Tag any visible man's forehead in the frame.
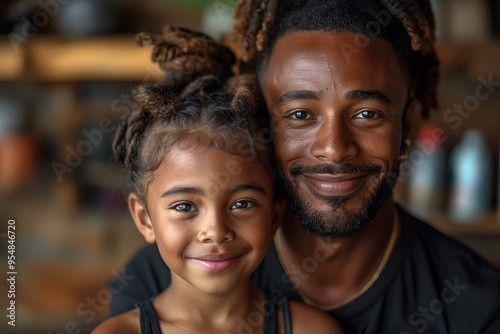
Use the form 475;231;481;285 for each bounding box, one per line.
262;31;408;92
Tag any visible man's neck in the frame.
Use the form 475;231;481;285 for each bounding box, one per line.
276;198;399;309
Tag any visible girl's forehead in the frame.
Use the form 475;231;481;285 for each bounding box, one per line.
162;145;259;174
146;145;274;201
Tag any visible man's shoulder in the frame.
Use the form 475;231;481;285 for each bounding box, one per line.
400;207;499;275
109;244;170;316
120;243;170;284
252;240;287;282
357;207;500;333
397;207;500;324
126;244;165;268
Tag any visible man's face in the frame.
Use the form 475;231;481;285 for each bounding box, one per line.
261;31;410;237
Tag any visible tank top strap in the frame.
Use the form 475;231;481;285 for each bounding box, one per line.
280;295;292;334
262;292;292;334
136;299;162;334
263;291;277;333
135;294;291;334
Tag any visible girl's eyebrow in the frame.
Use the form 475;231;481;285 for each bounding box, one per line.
160;186;202;198
160;184;267;199
229;184;267;195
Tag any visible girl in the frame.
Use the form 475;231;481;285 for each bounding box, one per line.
92;26;343;334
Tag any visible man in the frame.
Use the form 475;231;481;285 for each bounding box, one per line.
110;1;500;332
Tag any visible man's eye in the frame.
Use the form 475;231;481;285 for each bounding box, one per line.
173;203;196;212
231;200;255;210
355;109;382;119
289;110;311;120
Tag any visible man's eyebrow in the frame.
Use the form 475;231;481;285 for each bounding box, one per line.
230;184;267;195
278;90;320;104
160;186;202;198
345;89;392;106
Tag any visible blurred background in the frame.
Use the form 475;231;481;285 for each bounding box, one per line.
0;0;499;333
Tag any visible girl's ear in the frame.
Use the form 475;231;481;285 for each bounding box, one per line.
271;197;286;236
128;192;156;244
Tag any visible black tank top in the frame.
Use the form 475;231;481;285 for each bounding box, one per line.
136;292;292;334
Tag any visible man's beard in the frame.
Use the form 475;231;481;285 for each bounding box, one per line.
282;163;398;238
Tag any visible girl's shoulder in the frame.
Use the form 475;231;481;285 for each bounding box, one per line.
288;300;344;334
91;308;141;334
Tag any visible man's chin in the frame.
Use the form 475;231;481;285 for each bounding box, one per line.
285;179;393;238
294;205;372;238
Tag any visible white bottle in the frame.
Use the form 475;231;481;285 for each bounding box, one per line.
407;123;447;220
449;129;492;223
448;0;491;42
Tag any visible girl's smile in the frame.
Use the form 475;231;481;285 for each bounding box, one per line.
188;254;243;272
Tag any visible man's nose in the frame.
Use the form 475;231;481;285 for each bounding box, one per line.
310;114;359;163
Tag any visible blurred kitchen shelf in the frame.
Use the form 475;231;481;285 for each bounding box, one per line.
0;34;163;81
2;35;500;81
0;35;24;80
435;39;500;75
431;212;500;236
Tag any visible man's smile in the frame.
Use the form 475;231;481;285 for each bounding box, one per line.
299;172;370;197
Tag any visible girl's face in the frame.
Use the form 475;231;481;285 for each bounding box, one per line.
130;145;279;295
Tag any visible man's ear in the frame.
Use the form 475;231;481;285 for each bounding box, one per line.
128;192;156;244
271;197;286;236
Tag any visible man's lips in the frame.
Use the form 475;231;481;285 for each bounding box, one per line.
189;254;242;272
299;173;369;197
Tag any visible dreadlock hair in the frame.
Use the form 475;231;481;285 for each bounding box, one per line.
233;0;440;119
113;26;270;199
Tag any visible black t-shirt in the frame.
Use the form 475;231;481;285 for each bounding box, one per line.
109;207;500;333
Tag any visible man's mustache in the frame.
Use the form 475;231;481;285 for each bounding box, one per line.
290;163;382;176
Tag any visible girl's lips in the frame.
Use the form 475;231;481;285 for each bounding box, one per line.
300;173;368;197
189;254;242;272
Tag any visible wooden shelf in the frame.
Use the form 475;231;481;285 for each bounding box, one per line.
0;36;24;80
431;212;500;236
435;39;500;76
0;35;163;81
2;35;500;81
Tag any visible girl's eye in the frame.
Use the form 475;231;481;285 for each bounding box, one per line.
355;109;382;119
289;110;311;120
173;203;196;212
231;200;255;210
